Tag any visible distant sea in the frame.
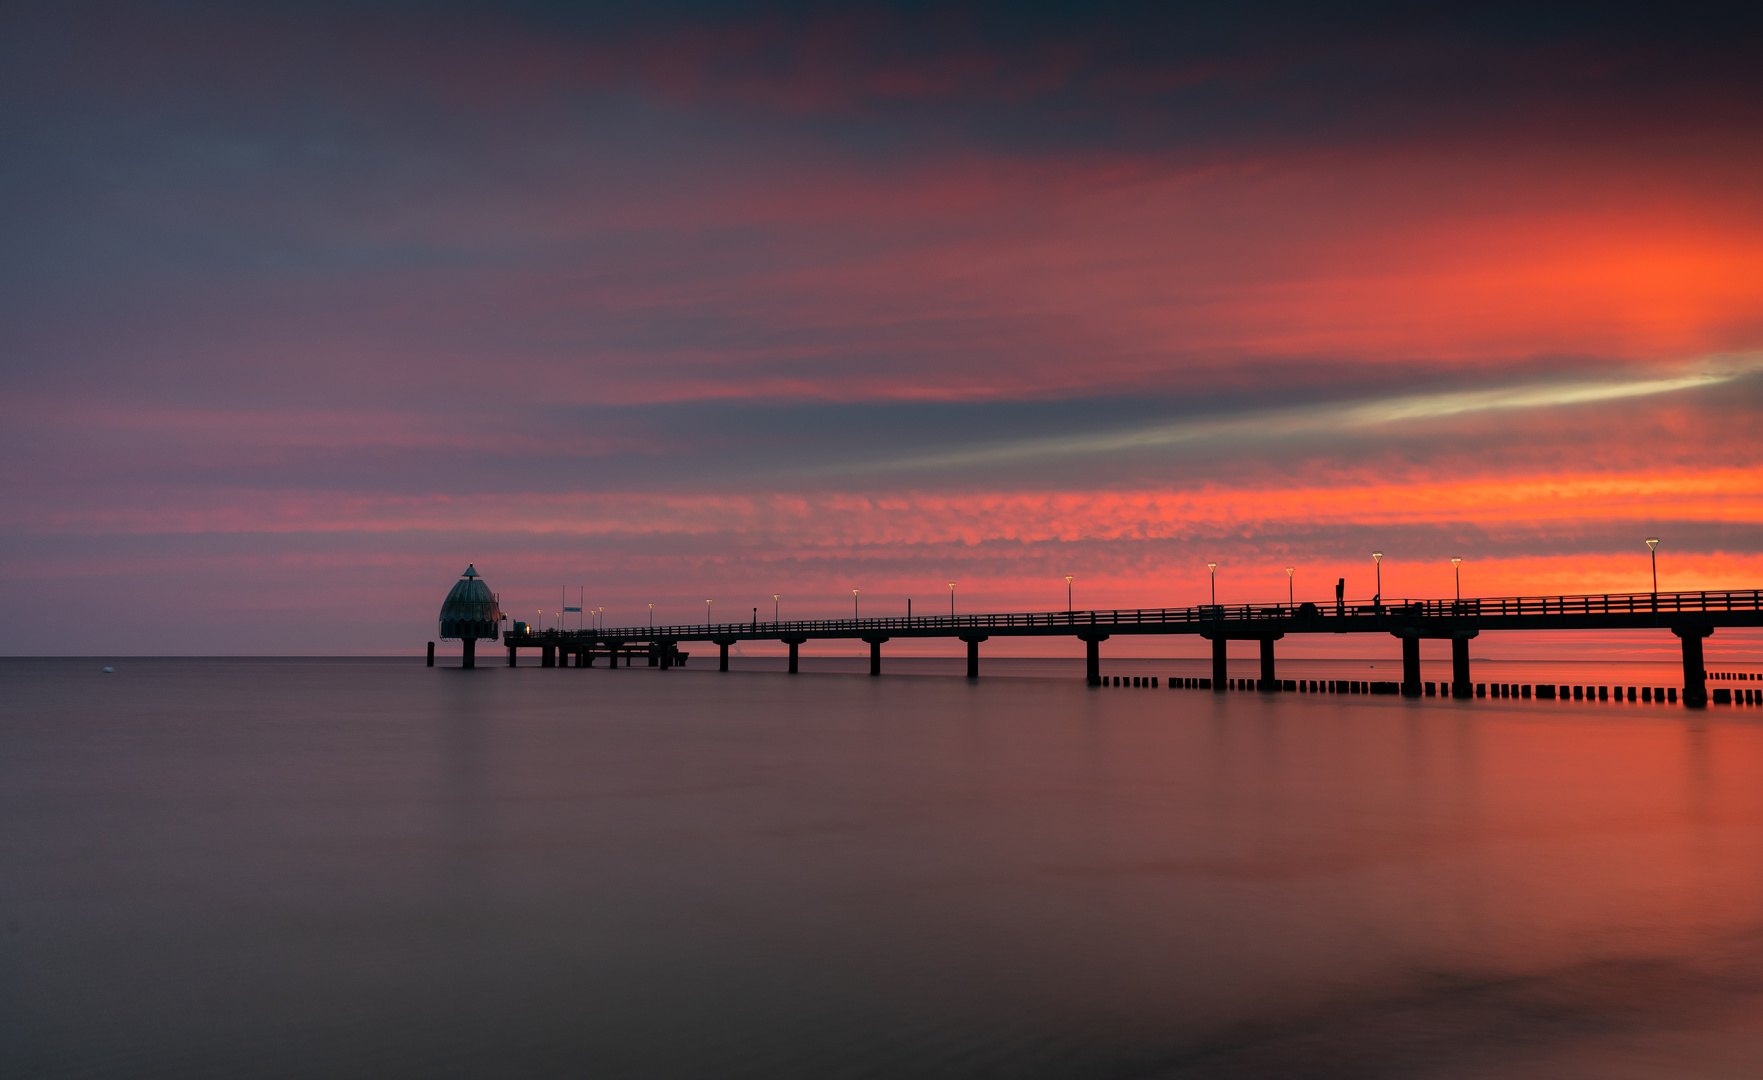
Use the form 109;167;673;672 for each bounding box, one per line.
4;656;1763;1079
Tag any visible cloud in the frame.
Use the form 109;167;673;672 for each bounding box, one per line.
834;354;1763;474
2;3;1761;652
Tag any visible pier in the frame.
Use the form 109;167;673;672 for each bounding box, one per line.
493;587;1763;708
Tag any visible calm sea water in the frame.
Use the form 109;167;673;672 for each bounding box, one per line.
4;656;1763;1079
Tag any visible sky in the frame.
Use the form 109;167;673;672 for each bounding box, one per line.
3;1;1762;659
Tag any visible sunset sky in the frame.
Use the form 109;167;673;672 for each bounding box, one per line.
4;2;1761;658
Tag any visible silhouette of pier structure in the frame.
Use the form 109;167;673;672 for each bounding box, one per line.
489;587;1763;708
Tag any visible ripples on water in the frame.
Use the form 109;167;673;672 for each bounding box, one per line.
3;656;1762;1079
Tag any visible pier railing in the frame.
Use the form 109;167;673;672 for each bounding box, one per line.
517;587;1763;641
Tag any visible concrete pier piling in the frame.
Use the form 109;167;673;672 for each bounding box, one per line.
962;635;986;679
1083;636;1107;686
427;641;434;667
1212;637;1227;691
1259;637;1277;690
1675;626;1711;707
1452;637;1472;698
1401;636;1421;697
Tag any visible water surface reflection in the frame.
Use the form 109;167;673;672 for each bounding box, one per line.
2;658;1761;1078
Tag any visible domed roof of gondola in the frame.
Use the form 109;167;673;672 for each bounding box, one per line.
438;564;501;640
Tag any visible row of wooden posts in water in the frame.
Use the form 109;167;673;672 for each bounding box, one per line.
1122;675;1693;700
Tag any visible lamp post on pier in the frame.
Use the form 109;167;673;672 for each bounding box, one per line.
1207;563;1217;606
648;603;653;628
948;582;955;618
1372;552;1383;604
853;589;859;620
1065;575;1073;613
773;594;779;622
1452;557;1461;600
1646;537;1660;594
1285;567;1295;607
705;599;712;626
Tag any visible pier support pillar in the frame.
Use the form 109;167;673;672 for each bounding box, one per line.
1259;638;1277;690
1675;626;1712;707
541;645;554;668
712;637;738;671
863;636;888;676
463;639;476;669
427;641;435;667
507;646;517;668
1212;637;1227;691
1401;636;1422;697
961;635;987;679
783;637;805;674
1082;636;1107;686
1452;637;1472;698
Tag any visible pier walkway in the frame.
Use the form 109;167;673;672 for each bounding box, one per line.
500;588;1763;707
